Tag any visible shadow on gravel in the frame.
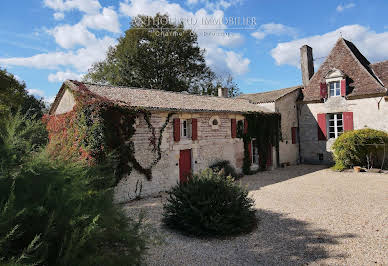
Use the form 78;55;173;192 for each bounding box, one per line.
251;209;357;265
241;164;328;192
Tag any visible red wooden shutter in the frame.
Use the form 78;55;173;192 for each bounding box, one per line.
320;83;327;99
191;118;198;140
231;119;237;138
317;114;327;140
248;141;252;163
343;112;354;131
266;145;272;167
173;118;180;142
291;127;297;144
244;119;248;134
340;79;346;96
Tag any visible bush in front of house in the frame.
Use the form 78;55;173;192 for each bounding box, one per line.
209;160;241;179
0;112;148;265
162;169;257;237
332;128;388;170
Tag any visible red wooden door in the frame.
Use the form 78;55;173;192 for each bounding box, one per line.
179;149;192;183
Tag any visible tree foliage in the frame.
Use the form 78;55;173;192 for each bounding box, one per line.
85;13;240;96
0;68;45;119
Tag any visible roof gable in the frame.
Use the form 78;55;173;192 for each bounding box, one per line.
371;60;388;87
303;38;386;101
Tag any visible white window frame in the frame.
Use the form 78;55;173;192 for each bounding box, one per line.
327;113;343;139
328;81;341;97
181;119;192;139
251;139;259;165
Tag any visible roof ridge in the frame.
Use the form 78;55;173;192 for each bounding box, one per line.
241;85;302;96
70;80;250;102
370;59;388;65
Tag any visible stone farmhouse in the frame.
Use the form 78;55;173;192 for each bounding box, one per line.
242;37;388;164
49;37;388;202
49;81;277;202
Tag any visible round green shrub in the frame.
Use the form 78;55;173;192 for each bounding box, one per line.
332;128;388;170
162;169;257;237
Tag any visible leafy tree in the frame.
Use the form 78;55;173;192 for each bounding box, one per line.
0;68;45;119
85;13;214;92
193;73;241;97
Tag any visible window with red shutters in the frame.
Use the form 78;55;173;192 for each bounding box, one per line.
173;118;180;142
317;114;327;140
320;83;328;99
231;119;237;138
191;118;198;140
291;127;297;144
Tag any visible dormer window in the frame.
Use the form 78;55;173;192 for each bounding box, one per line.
329;81;341;97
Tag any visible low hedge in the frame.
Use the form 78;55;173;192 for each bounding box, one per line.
162;169;257;237
332;128;388;170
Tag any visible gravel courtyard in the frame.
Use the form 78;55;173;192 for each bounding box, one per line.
123;165;388;265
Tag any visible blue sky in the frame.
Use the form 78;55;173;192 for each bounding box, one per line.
1;0;388;103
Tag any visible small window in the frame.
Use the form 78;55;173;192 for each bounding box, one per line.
181;119;192;138
328;113;343;139
329;81;341;97
252;139;259;164
212;119;218;126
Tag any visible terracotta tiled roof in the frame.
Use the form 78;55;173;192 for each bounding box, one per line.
303;38;387;101
371;60;388;87
237;86;302;103
52;80;272;114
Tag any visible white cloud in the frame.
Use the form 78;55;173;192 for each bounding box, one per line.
0;36;116;72
225;51;250;75
43;0;101;14
251;23;298;40
28;89;45;97
81;7;120;33
53;12;65;20
48;71;84;82
185;0;241;10
336;3;355;12
271;25;388;67
49;23;97;49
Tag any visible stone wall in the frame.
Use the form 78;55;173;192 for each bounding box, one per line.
55;89;76;114
114;111;246;203
275;90;300;165
299;96;388;164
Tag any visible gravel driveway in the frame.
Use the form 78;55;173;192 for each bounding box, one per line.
123;165;388;265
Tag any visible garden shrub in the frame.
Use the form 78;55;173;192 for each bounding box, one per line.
209;160;240;179
332;128;388;170
0;113;148;265
162;169;257;237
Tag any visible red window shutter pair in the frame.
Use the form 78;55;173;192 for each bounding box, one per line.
317;112;354;140
173;118;198;142
291;127;297;144
320;83;327;99
340;79;346;96
231;119;237;138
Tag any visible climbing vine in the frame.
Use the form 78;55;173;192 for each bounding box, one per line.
44;83;173;185
242;112;281;174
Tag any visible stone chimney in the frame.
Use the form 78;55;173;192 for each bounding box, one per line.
300;45;314;87
217;87;228;98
